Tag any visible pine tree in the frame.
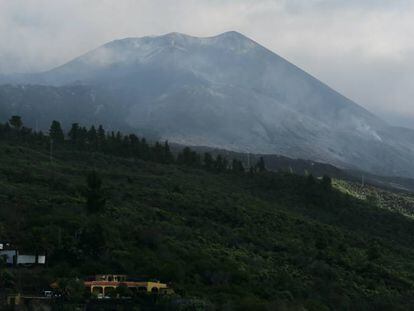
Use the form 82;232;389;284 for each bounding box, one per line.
49;120;64;143
152;142;164;162
321;175;332;190
87;126;98;149
140;138;150;160
68;123;80;144
177;147;200;167
214;155;228;172
97;125;106;148
163;141;174;164
306;174;316;186
115;131;122;142
256;157;266;172
128;134;139;156
203;153;214;170
232;159;245;173
9;115;22;130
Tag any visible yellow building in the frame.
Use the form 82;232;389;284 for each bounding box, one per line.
84;275;172;297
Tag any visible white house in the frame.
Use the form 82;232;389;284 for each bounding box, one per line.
0;242;46;266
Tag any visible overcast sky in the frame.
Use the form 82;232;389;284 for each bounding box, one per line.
0;0;413;128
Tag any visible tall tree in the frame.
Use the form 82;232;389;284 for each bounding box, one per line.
140;138;150;160
115;131;122;143
177;147;201;167
203;153;214;171
68;123;80;144
9;115;22;130
232;159;245;173
87;126;98;149
256;157;266;172
321;175;332;190
215;155;228;172
163;141;174;164
49;120;64;143
97;125;106;148
152;142;164;162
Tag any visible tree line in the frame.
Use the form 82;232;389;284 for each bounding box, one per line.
0;116;266;173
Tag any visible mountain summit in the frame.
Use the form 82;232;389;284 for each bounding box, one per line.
1;31;414;177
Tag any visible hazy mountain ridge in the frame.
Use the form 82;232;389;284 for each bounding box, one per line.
0;31;413;177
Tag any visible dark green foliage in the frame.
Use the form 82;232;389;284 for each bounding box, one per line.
49;120;65;143
177;147;201;167
322;175;332;190
84;171;106;214
335;179;414;216
367;241;382;261
203;153;214;171
1;118;414;309
231;159;245;173
68;123;80;144
214;155;228;172
152;141;174;164
0;259;15;292
88;125;98;149
116;284;133;298
256;156;266;172
97;125;106;148
163;141;174;164
57;278;85;301
9;115;22;130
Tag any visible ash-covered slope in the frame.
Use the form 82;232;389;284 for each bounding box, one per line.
1;31;413;177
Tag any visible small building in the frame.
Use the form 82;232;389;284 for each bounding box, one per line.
84;275;173;297
0;242;46;266
6;294;53;307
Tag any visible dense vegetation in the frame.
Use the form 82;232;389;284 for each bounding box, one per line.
334;180;414;218
1;117;414;310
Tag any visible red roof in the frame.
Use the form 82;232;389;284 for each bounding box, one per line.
84;281;152;287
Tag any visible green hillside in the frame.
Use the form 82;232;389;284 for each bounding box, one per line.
1;120;414;310
334;179;414;218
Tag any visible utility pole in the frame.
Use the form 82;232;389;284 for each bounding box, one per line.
361;175;365;187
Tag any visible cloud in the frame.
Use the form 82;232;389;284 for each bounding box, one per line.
0;0;413;127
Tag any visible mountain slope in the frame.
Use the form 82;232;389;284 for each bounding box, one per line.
2;138;414;309
1;31;414;177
